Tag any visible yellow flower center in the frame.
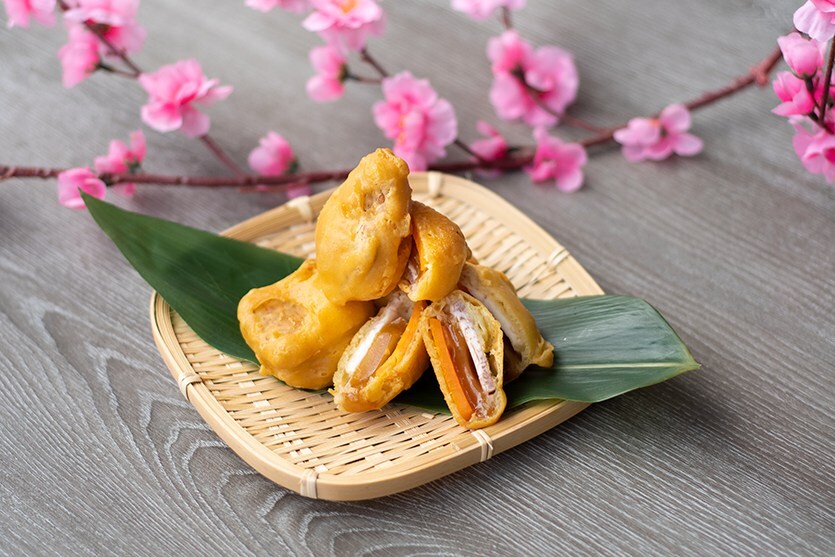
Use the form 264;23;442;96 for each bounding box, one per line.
340;0;358;13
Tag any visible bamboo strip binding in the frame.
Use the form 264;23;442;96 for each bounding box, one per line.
150;172;603;501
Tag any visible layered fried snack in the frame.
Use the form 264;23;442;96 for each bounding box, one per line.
459;262;554;382
238;260;375;390
399;201;470;302
421;291;507;429
315;148;412;304
332;291;430;412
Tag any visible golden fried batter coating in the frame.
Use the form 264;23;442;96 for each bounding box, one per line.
332;292;430;412
315;149;412;304
459;263;553;382
399;201;470;302
421;290;506;429
238;260;375;389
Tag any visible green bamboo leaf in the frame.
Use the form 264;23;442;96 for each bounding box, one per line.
84;194;303;362
394;297;700;410
512;297;700;403
85;195;699;411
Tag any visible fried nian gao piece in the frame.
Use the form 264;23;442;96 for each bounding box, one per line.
421;290;506;429
332;291;430;412
237;260;375;390
458;263;554;382
315;148;412;304
399;201;470;303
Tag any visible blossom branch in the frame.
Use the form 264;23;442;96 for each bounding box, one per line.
97;62;140;78
57;0;142;77
453;138;489;161
818;41;835;130
89;29;142;77
523;82;607;132
357;46;486;161
344;72;382;84
1;39;784;190
575;44;784;147
56;0;246;176
359;48;390;78
500;7;513;30
0;154;533;188
685;45;783;111
560;114;607;133
199;135;247;176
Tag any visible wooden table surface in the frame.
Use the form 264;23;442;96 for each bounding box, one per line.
2;1;833;555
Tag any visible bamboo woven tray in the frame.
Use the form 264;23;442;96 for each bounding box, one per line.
150;171;604;501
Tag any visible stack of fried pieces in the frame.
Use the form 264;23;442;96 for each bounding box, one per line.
238;149;553;430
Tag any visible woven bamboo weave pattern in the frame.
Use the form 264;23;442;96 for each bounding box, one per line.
151;172;603;500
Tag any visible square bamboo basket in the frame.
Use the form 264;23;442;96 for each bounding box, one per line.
150;172;604;501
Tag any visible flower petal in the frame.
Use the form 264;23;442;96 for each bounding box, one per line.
556;168;584;193
179;106;210;138
795;1;835;42
672;133;704;157
659;104;691;133
141;103;183;133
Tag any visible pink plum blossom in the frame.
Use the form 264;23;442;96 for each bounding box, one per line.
794;0;835;42
64;0;145;55
487;30;578;127
98;20;146;55
372;71;457;171
612;104;703;163
470;121;508;177
285;183;312;198
245;0;308;13
93;130;146;197
56;167;107;209
302;0;384;53
248;131;296;176
470;120;508;162
58;25;100;88
488;29;532;74
451;0;525;21
772;72;817;117
777;32;826;77
248;132;308;197
63;0;139;27
3;0;55;28
306;45;346;102
525;127;586;192
138;60;233;138
792;122;835;182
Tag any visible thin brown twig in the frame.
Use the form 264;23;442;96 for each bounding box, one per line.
58;0;141;76
686;45;783;111
345;73;383;84
91;30;142;76
358;48;488;163
560;113;607;133
360;48;390;78
57;0;247;175
577;45;784;147
0;155;535;188
453;139;487;162
200;135;247;177
521;78;608;132
819;41;835;131
3;43;784;189
500;7;513;30
97;62;139;78
752;44;786;86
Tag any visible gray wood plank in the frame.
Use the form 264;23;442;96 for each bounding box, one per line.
1;1;833;555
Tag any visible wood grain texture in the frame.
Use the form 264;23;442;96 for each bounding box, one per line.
1;0;833;555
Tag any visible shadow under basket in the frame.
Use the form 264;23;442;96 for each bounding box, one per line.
150;171;603;501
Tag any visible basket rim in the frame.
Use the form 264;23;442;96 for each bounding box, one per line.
149;171;602;500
